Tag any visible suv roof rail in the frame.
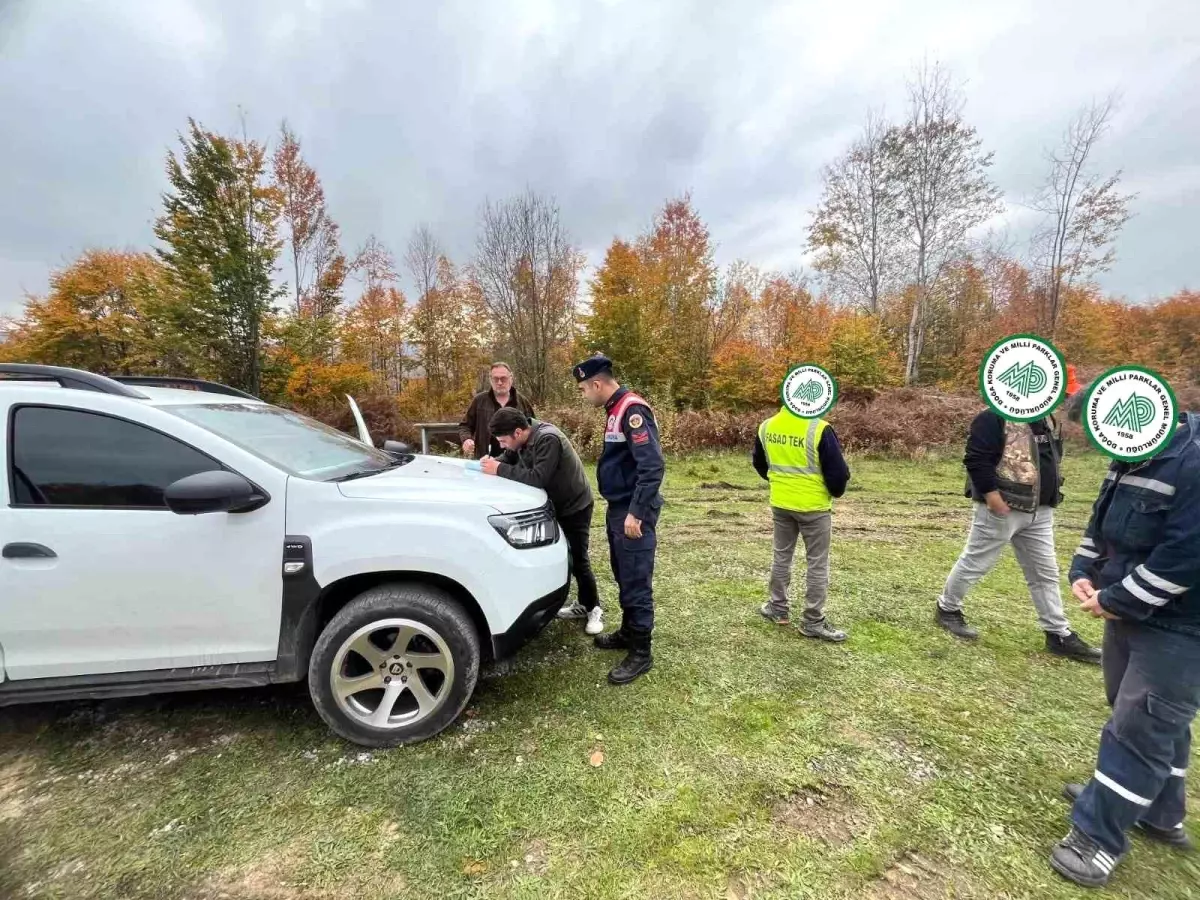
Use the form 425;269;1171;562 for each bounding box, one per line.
0;364;149;398
110;376;260;401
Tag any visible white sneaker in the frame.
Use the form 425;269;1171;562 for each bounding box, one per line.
585;606;605;635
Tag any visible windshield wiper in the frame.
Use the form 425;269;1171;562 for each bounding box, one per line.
328;459;409;482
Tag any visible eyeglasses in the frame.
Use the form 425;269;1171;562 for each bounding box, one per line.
490;374;511;382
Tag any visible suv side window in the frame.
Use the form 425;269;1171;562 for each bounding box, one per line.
10;406;222;509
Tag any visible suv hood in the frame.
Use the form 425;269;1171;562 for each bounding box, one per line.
336;454;547;513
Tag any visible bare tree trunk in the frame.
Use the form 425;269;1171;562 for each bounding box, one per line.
1030;96;1132;339
905;287;922;384
473;190;582;406
405;225;445;399
889;61;1002;384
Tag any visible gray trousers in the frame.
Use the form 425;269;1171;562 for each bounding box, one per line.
766;508;831;624
938;503;1071;635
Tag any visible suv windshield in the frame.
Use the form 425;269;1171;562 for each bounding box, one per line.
164;403;399;481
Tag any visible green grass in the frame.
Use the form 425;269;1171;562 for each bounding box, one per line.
2;450;1197;899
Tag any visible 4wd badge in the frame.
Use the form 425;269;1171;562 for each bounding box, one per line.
781;364;837;419
1082;366;1177;462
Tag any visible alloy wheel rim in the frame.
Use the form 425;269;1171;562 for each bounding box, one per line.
331;618;455;730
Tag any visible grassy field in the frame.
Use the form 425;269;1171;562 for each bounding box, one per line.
2;450;1197;899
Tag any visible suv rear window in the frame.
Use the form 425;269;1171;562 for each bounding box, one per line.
10;406;221;508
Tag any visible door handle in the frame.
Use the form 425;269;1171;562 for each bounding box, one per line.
2;543;57;559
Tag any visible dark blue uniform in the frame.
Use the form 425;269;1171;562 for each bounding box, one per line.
1062;413;1200;865
598;387;665;635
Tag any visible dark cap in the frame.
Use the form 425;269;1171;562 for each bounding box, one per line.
572;353;613;382
490;407;530;437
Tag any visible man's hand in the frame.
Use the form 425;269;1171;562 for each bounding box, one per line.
462;439;475;457
1080;590;1119;620
1071;578;1097;605
985;491;1010;517
624;514;643;539
479;456;500;475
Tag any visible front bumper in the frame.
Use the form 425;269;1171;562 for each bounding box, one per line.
491;580;570;659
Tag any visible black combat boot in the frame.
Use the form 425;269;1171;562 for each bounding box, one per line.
1046;631;1102;664
936;604;979;640
593;628;629;650
608;631;653;685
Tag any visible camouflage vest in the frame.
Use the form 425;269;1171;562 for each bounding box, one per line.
993;417;1060;513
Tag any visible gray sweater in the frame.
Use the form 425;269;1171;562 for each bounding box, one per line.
497;422;593;518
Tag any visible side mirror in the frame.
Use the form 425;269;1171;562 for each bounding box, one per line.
383;440;411;458
165;471;268;515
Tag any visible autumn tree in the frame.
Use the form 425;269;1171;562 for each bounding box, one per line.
918;259;999;385
154;119;284;394
437;260;490;408
405;226;451;401
1030;98;1134;338
473;190;583;404
272;122;349;361
826;313;902;388
585;239;657;393
2;250;168;374
885;63;1002;384
1148;291;1200;384
637;196;719;406
342;235;408;393
710;260;760;367
809;112;903;313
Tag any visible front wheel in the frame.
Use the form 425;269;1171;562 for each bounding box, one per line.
308;583;480;747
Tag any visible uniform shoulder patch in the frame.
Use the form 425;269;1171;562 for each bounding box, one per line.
632;431;650;445
627;413;644;429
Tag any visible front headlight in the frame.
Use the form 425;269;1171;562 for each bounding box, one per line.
488;505;559;549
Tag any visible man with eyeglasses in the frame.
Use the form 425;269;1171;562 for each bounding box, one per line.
458;362;535;459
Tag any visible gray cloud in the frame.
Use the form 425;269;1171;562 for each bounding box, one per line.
1;0;1197;319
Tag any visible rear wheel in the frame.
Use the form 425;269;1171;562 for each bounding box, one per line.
308;583;480;747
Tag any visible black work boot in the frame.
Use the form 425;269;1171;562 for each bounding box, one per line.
593;628;629;651
608;632;652;685
1050;825;1123;888
936;604;979;640
1046;631;1102;664
1063;783;1194;850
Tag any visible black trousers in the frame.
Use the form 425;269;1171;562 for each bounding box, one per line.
559;504;599;611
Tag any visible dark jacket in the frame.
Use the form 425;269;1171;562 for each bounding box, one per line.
497;422;593;518
598;388;664;521
1069;413;1200;637
752;425;851;497
964;410;1062;511
458;388;535;459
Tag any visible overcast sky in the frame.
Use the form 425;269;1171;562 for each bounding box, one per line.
1;0;1197;318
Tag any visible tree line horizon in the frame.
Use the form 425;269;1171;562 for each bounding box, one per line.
2;61;1196;425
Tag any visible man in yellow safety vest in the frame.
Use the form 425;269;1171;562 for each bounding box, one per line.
752;407;851;641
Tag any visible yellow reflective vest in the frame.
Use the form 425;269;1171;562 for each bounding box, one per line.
758;410;833;512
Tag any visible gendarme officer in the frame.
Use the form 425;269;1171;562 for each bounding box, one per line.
574;354;664;685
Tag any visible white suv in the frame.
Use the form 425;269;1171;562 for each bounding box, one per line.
0;365;569;747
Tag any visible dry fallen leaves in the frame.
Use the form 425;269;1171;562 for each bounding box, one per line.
462;860;486;877
588;750;605;767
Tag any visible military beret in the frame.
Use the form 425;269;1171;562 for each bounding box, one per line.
572;353;613;382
